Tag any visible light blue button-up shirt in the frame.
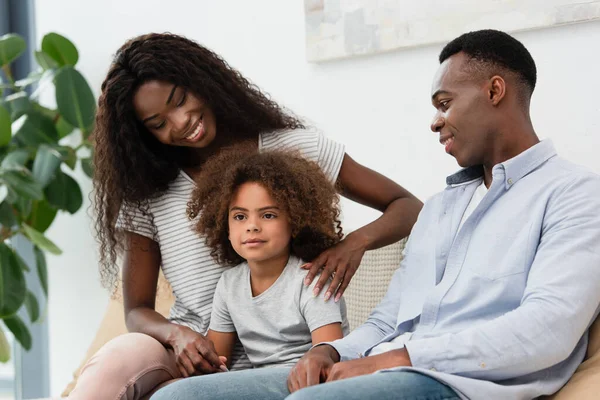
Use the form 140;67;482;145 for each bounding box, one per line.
331;141;600;399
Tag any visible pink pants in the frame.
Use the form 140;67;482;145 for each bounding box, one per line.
68;333;182;400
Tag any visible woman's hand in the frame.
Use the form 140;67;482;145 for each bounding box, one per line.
167;324;223;378
303;232;368;302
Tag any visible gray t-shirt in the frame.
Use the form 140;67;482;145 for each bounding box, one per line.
209;255;350;368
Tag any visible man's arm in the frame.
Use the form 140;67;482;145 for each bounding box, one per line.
405;177;600;380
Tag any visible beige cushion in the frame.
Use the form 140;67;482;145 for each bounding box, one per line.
344;239;406;330
61;274;175;397
545;314;600;399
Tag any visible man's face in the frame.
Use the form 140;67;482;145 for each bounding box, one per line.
430;53;494;167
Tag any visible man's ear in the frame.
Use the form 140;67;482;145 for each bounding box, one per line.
488;75;506;106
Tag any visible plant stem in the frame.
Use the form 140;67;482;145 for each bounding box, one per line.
1;65;15;84
0;227;13;242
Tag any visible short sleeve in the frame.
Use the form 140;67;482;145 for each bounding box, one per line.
260;127;345;184
299;274;345;332
115;201;156;240
208;276;236;333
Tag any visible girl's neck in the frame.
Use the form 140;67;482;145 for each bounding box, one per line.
248;251;290;297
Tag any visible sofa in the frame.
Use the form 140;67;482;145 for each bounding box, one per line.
58;239;600;399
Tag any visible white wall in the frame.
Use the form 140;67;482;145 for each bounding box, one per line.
34;0;600;395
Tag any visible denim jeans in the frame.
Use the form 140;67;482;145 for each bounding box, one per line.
150;366;460;400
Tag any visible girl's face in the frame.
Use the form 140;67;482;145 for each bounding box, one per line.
133;80;217;148
228;182;292;265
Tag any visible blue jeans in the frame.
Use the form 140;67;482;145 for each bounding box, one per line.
150;367;460;400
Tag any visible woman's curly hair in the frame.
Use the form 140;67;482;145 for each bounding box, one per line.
187;145;343;266
93;33;304;290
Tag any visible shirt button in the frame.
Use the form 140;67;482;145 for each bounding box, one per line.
430;367;437;371
507;178;513;185
480;362;486;368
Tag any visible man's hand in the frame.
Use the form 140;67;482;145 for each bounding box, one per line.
326;348;412;383
288;345;340;392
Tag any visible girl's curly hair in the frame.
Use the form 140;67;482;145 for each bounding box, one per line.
188;145;343;266
93;33;304;290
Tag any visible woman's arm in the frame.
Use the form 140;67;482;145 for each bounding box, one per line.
206;330;237;367
311;323;344;345
122;231;222;377
305;154;423;301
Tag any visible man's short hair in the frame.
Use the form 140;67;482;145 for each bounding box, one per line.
439;29;537;100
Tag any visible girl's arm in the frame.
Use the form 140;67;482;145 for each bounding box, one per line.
305;154;423;301
311;323;344;346
123;231;222;377
206;330;237;367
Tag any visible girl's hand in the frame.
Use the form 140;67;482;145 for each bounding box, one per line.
302;232;368;302
167;325;223;377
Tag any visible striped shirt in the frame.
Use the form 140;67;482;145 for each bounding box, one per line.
117;127;345;369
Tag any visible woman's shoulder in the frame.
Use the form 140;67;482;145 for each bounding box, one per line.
259;126;322;151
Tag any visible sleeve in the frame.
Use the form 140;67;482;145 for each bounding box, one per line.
115;201;156;240
262;127;345;184
300;274;345;332
405;176;600;381
208;275;236;333
314;128;345;184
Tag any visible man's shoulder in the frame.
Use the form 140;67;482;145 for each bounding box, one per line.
545;156;600;194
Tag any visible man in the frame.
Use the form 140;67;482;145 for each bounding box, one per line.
152;29;600;400
285;29;600;400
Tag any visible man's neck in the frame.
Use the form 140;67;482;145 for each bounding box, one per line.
482;122;539;188
248;252;290;297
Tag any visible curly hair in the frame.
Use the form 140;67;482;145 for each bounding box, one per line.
93;33;304;291
188;145;343;267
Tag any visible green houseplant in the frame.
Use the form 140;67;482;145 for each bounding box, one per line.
0;32;96;362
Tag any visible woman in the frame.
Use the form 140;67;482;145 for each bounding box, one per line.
68;32;422;400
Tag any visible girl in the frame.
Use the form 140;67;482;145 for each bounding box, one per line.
69;33;422;400
190;147;349;371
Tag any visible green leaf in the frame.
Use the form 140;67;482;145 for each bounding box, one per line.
14;197;32;218
41;33;78;67
1;149;29;168
0;201;16;227
0;243;27;317
13;252;30;272
12;112;59;146
4;91;31;120
0;328;10;362
34;51;58;70
55;146;76;169
22;224;62;255
24;291;39;323
44;171;82;214
54;67;96;132
28;200;57;233
0;167;44;201
32;104;73;139
32;145;62;187
3;314;31;351
0;186;7;204
34;247;47;297
15;70;45;88
0;105;10;146
81;157;93;178
56;115;74;139
0;34;26;66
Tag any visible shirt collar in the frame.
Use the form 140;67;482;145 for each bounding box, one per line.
446;140;557;189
